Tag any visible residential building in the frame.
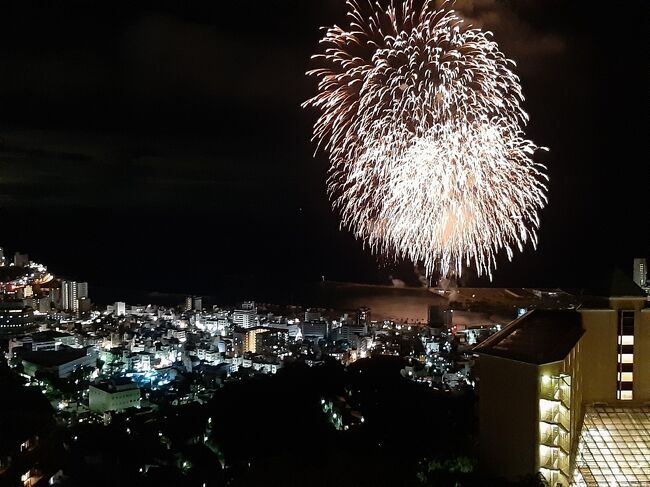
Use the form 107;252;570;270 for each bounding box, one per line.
475;272;650;486
0;302;32;335
60;281;78;313
13;252;29;267
77;282;88;299
114;302;126;316
233;302;257;328
633;257;648;294
242;327;270;354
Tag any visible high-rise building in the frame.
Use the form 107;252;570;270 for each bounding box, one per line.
13;252;29;267
60;280;78;313
0;246;4;264
184;296;192;312
304;308;322;322
475;273;650;486
633;257;647;289
193;296;202;311
233;301;257;328
357;306;371;327
49;288;61;307
243;327;270;354
114;302;126;316
77;282;89;299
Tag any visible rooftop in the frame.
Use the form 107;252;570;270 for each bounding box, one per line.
21;347;90;367
573;406;650;486
91;377;138;392
442;287;579;311
473;310;584;365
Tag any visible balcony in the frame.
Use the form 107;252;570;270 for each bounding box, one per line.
539;445;570;475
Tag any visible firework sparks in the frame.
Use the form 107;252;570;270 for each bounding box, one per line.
303;0;548;279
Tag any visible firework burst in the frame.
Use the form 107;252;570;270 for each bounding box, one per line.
303;0;548;279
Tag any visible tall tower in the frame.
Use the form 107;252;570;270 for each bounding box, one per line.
61;280;79;312
633;258;647;288
77;282;89;299
13;252;29;267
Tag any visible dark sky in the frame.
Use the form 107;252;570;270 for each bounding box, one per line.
0;1;647;303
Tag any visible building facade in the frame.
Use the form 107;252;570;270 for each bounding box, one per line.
233;302;257;328
60;281;78;313
476;284;650;486
89;379;140;413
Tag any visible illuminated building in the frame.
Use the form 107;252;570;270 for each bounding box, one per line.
0;302;32;335
60;280;78;312
21;347;98;379
242;327;270;354
357;306;371;327
89;378;140;413
233;301;257;328
475;276;649;486
114;301;126;316
633;257;648;294
334;322;367;342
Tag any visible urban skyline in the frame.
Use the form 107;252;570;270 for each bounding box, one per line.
0;1;646;300
0;1;648;487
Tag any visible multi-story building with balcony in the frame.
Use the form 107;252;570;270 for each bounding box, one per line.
475;273;650;486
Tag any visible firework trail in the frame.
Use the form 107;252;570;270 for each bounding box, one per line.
303;0;548;279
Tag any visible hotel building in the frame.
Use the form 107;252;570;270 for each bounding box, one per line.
475;273;649;485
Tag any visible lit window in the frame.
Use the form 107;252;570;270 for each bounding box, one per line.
617;372;633;382
618;335;634;345
619;354;634;364
617;391;633;401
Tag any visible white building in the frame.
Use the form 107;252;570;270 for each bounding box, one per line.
22;347;98;379
114;302;126;316
61;281;78;312
233;302;257;328
89;379;140;412
633;258;647;288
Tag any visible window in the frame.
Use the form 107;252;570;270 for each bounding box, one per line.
616;390;633;401
618;335;634;345
617;311;635;401
617;372;633;382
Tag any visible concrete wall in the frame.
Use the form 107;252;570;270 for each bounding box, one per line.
478;355;539;479
89;385;140;412
579;309;618;403
580;304;650;404
635;309;650;402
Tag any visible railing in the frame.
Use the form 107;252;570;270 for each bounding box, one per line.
539;374;572;486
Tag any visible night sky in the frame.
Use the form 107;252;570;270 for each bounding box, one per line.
0;1;647;303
